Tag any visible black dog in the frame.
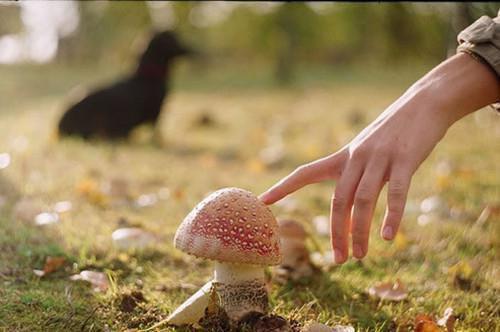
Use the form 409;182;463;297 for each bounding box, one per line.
58;31;192;140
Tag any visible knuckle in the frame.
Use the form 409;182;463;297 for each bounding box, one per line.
351;147;367;160
389;179;407;197
331;195;347;210
351;225;369;239
374;144;389;156
354;190;372;206
388;205;404;217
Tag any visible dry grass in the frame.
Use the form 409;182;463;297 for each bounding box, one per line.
0;62;498;331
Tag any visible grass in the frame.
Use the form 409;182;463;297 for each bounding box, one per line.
0;61;499;331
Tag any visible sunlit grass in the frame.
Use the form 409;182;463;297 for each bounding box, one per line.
0;63;498;331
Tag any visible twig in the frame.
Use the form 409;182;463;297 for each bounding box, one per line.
81;307;98;332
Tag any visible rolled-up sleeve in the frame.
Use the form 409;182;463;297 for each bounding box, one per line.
457;9;500;110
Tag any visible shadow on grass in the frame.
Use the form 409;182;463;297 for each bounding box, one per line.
274;267;394;330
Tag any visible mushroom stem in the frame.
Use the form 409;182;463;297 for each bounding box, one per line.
213;262;268;322
214;262;265;283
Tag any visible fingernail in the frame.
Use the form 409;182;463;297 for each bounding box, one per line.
333;249;344;264
258;192;270;202
353;244;363;258
383;226;394;239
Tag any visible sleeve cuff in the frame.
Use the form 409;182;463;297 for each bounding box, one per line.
457;14;500;111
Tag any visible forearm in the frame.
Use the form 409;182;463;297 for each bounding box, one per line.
409;53;500;126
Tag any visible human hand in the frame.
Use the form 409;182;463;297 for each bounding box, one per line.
260;53;500;264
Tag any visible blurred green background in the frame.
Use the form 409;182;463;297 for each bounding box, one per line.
1;2;499;82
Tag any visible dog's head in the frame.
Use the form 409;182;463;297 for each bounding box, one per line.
142;31;194;64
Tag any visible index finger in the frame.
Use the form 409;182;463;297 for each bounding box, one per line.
259;152;345;204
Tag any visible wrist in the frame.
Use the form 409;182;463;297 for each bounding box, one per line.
408;53;500;125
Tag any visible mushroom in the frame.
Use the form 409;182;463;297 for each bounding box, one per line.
275;219;315;282
168;187;281;325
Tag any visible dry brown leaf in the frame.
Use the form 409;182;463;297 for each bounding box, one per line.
368;279;408;301
437;307;455;332
70;270;109;292
173;188;185;201
246;158;266;174
75;178;109;207
33;256;66;277
394;232;409;251
415;314;440;332
475;204;500;226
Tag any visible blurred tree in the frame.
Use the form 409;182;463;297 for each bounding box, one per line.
381;3;421;63
266;3;319;85
58;2;151;66
8;1;498;81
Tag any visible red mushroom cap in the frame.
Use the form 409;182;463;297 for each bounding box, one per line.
174;187;281;265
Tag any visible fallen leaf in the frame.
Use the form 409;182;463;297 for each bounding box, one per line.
33;256;66;277
75;178;109;207
246;158;266;174
0;153;11;169
173;188;185;201
112;227;157;250
312;215;330;237
70;270;109;292
415;314;440;332
34;212;59;226
394;232;409;251
53;201;72;213
437;307;455;332
135;193;158;208
475;204;500;226
368;279;408;301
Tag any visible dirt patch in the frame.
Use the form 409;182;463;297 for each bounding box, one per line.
119;290;146;313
